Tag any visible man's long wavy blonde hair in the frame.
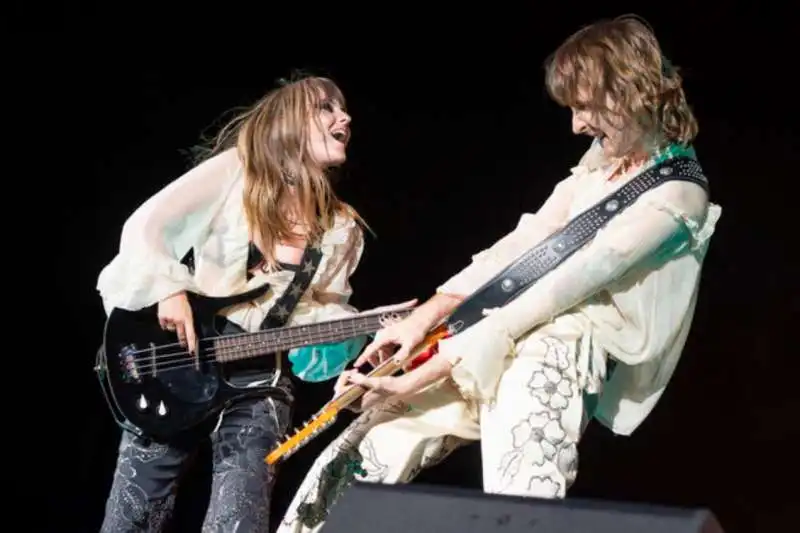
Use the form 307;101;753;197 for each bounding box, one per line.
198;75;364;270
545;15;698;148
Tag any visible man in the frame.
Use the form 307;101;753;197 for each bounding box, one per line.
277;16;721;532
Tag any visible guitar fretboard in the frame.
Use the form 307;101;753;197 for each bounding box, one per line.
212;308;413;362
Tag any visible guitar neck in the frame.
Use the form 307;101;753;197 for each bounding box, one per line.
263;323;452;465
212;308;414;363
324;323;451;410
330;357;403;406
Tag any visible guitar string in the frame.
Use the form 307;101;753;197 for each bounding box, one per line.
136;322;374;361
122;317;391;354
118;308;414;356
128;331;406;378
125;323;441;378
120;322;375;376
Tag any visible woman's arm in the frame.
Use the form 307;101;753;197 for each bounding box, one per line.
97;148;242;314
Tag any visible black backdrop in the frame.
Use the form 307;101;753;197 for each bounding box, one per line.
18;3;795;532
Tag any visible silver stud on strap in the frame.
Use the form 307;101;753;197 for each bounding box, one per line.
605;199;619;212
501;278;515;292
659;166;673;176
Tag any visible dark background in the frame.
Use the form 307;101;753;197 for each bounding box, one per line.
19;3;795;532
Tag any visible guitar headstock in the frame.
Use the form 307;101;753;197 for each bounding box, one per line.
264;322;453;465
265;406;339;465
377;309;410;327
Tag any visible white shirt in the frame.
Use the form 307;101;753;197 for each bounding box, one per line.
96;148;365;332
436;141;722;435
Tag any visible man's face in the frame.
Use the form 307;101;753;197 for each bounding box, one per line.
570;90;643;159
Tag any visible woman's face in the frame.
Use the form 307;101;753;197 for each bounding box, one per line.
307;95;351;168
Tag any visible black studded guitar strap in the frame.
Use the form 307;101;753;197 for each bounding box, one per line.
445;156;709;335
257;242;323;330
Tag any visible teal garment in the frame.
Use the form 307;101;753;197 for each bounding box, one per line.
653;143;696;164
583;392;600;419
288;335;369;383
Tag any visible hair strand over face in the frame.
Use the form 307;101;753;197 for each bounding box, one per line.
196;75;367;270
544;14;698;150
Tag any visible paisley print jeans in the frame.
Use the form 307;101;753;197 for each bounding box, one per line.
100;395;291;533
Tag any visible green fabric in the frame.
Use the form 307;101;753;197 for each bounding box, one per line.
288;335;368;383
653;143;696;164
583;392;601;418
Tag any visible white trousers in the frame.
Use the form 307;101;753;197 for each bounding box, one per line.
277;326;589;533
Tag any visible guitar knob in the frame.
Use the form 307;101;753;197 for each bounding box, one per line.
136;394;149;411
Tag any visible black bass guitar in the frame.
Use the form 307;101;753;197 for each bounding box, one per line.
95;284;413;442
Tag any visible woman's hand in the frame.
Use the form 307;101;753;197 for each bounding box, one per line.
157;292;198;354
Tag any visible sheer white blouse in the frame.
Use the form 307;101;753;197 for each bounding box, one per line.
436;141;721;435
97;148;365;333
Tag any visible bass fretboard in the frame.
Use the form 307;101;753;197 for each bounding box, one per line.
212;308;413;362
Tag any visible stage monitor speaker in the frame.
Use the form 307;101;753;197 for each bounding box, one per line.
322;482;724;533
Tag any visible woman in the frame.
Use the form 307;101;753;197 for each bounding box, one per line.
97;75;391;533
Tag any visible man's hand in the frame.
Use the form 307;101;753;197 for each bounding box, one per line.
360;298;418;316
354;293;464;369
354;314;429;369
333;353;455;410
333;369;414;410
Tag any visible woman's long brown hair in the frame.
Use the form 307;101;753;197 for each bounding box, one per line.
196;75;366;270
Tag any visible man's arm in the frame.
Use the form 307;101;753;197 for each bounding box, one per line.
438;180;712;402
406;292;464;331
355;172;579;371
488;181;710;339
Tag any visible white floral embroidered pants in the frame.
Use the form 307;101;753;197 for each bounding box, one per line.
277;324;588;533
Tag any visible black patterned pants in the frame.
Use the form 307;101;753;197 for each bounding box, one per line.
100;395;291;533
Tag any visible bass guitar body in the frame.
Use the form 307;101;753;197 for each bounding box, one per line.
96;285;416;443
96;285;276;442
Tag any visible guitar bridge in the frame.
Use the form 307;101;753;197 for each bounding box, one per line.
119;345;141;383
